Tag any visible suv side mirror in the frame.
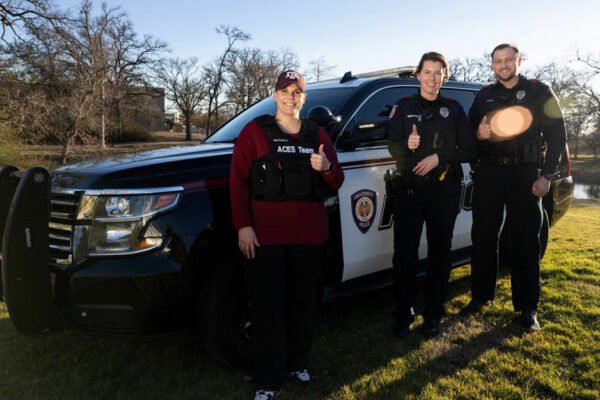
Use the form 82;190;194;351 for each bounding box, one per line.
308;106;336;127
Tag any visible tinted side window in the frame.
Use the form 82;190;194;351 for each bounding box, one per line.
440;88;477;114
354;86;418;123
205;87;354;143
338;86;418;149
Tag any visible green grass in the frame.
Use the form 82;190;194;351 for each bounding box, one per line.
1;200;599;399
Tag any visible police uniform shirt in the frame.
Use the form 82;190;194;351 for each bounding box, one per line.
468;74;567;176
387;93;476;174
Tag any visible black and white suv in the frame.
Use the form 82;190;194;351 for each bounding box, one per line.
0;67;573;368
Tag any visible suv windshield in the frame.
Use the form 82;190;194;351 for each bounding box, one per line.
205;87;354;143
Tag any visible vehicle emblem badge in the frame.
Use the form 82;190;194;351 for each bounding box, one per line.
33;173;45;183
516;90;526;100
351;189;377;234
440;107;449;118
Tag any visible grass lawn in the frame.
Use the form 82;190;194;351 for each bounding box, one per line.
1;201;599;400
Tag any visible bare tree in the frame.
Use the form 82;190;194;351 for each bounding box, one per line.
203;25;250;134
0;0;58;41
449;54;495;83
305;56;336;83
155;58;205;141
528;62;592;159
0;11;103;163
104;12;167;142
576;50;600;75
225;47;299;114
0;1;166;161
584;120;600;158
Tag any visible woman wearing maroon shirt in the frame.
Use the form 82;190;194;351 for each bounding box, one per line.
230;70;344;400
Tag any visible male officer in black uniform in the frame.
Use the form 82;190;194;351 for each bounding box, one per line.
388;52;476;338
462;44;567;331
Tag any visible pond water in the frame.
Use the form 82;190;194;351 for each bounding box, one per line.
573;183;600;199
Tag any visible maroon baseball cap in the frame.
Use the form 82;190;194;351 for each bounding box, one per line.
275;70;306;93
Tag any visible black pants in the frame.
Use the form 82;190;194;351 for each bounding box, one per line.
471;163;542;311
243;244;323;391
392;185;461;324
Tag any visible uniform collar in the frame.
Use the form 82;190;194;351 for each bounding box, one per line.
415;93;447;107
492;74;529;92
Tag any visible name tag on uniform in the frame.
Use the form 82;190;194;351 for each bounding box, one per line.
275;144;315;155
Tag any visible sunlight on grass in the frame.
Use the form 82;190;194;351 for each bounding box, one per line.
0;200;599;399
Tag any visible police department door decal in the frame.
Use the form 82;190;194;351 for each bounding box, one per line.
351;189;376;234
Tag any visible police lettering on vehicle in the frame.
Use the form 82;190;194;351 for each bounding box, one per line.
351;189;376;234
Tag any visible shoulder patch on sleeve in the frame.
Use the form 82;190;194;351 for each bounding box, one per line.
483;84;492;89
402;95;411;99
447;97;456;101
529;78;538;84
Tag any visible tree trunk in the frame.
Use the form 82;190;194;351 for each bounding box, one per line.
115;98;122;140
205;110;212;136
61;134;74;165
100;83;106;149
185;114;192;141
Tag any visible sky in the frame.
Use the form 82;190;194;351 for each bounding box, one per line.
53;0;600;79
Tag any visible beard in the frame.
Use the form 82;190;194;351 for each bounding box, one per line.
496;70;518;82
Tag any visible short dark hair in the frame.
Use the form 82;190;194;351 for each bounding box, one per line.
415;52;449;79
491;43;520;60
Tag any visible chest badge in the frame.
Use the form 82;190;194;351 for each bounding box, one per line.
351;189;377;234
439;107;449;118
516;90;526;100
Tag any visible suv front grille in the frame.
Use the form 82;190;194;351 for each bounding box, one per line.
49;190;82;268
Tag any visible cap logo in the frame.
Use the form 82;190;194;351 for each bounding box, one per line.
286;71;299;80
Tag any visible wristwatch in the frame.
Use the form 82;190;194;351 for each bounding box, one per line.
542;172;553;180
323;162;332;173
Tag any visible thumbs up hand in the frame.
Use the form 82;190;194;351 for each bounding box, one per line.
311;143;332;172
477;115;491;141
408;124;420;150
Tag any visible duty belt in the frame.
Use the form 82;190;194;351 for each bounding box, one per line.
483;155;520;166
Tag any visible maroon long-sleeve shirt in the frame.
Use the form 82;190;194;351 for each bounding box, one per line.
230;119;344;246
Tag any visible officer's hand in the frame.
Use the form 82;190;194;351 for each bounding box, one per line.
532;176;551;198
477;116;491;141
310;144;331;172
238;226;260;259
408;124;420;150
413;153;439;176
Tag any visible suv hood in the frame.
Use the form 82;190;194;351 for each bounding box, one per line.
51;143;234;189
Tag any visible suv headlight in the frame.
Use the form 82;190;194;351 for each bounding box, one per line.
75;188;182;257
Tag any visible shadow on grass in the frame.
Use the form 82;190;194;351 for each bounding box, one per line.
371;317;520;399
0;265;516;400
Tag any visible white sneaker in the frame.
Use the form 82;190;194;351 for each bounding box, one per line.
288;369;311;383
254;389;281;400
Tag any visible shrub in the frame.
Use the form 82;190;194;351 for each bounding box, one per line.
0;126;22;167
110;122;152;143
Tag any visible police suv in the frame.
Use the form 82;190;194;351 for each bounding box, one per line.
0;67;573;368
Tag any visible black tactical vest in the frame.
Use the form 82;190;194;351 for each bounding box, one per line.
397;95;462;183
476;78;546;164
249;115;333;201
